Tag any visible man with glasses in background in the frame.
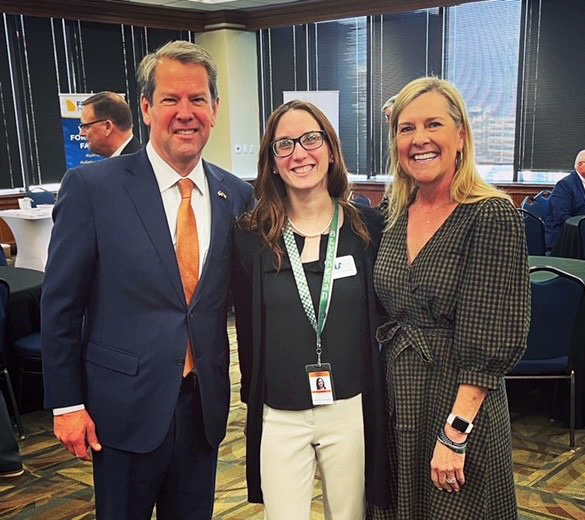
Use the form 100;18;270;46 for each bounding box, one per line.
80;91;142;158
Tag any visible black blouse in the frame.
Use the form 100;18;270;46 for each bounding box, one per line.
262;221;370;410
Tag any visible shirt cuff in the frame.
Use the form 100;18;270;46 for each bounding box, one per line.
457;370;501;390
53;404;85;416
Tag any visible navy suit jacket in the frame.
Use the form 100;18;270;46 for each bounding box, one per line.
120;136;143;155
549;171;585;247
42;149;253;453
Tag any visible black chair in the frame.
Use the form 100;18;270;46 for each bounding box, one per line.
26;189;55;207
0;279;24;438
521;190;551;221
10;332;42;409
506;266;585;448
351;193;371;207
518;208;546;256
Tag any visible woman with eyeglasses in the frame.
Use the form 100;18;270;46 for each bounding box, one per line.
232;100;390;519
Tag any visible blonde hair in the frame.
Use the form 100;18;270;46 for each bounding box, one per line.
386;77;510;227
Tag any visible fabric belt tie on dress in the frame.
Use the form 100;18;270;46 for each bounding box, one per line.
376;321;442;425
376;321;436;364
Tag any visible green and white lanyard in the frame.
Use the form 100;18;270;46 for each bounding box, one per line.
283;200;340;366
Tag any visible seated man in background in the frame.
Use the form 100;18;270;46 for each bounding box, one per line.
381;94;397;125
80;91;142;158
549;149;585;248
0;392;23;478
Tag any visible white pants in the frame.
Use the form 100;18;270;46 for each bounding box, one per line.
260;394;365;520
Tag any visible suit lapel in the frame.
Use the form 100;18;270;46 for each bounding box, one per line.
192;161;231;308
123;151;186;306
574;171;585;199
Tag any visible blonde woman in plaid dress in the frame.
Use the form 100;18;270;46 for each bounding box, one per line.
370;77;530;519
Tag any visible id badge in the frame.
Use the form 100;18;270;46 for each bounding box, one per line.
332;255;357;280
306;363;335;406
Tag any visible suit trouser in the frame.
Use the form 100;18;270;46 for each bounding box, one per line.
0;392;22;473
92;374;218;520
260;394;365;520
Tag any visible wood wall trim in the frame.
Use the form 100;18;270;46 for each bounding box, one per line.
0;0;206;31
0;0;483;32
350;182;553;209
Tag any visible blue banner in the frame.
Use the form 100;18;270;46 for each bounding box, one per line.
59;93;115;169
62;117;103;169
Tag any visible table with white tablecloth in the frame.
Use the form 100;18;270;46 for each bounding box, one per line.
0;207;54;272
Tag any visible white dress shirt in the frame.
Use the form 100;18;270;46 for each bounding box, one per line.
110;135;135;157
54;142;212;416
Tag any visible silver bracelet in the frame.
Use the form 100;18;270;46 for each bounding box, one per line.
437;427;467;454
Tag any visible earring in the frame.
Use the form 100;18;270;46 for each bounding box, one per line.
455;149;463;171
272;169;278;175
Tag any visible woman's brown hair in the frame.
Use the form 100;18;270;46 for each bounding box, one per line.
240;99;370;266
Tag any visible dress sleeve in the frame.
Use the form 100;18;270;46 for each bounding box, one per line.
454;198;531;390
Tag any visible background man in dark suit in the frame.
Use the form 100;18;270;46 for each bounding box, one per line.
0;393;23;478
42;41;253;520
549;149;585;248
80;91;142;157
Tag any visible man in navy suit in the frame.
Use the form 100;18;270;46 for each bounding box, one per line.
80;91;142;158
42;41;253;520
549;149;585;248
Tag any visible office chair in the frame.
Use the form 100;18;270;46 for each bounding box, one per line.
10;332;42;411
521;190;551;221
26;189;56;207
351;193;371;207
518;208;547;256
506;266;585;448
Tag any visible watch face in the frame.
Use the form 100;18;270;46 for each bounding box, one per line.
451;417;470;433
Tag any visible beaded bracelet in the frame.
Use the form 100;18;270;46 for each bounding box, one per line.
437;427;467;454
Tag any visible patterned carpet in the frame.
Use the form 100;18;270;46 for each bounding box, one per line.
1;321;584;519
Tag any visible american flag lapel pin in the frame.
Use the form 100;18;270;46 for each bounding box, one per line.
217;190;227;199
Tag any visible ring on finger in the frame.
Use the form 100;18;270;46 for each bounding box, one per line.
446;477;457;484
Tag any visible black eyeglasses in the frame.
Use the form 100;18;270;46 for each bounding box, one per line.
271;131;327;158
79;119;108;131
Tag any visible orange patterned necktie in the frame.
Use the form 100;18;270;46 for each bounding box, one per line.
177;178;199;377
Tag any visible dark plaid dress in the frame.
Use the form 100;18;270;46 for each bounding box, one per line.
370;198;530;520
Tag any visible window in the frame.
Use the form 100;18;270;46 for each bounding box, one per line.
377;9;442;175
315;18;367;175
0;13;193;190
517;0;585;183
446;0;522;183
259;11;441;178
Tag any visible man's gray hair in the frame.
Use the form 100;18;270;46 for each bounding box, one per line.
137;40;218;105
382;95;398;113
575;149;585;170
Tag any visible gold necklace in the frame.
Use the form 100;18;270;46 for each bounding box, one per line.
287;201;335;238
416;200;453;225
